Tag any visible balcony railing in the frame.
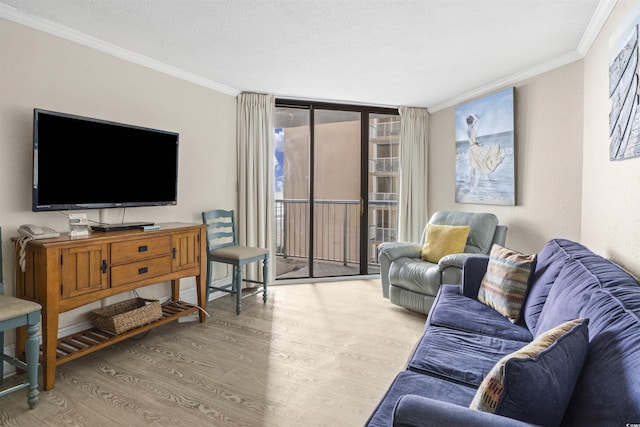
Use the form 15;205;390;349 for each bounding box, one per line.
368;157;399;173
275;199;398;270
369;192;398;201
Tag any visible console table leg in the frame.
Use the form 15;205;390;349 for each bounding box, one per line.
195;274;207;323
42;308;59;391
171;279;180;302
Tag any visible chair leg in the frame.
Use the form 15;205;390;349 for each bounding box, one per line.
205;260;212;308
262;256;268;303
234;265;242;315
25;316;40;409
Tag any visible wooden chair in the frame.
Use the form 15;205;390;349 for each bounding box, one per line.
0;226;41;408
202;210;269;315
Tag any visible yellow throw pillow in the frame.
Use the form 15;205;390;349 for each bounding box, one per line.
420;224;471;263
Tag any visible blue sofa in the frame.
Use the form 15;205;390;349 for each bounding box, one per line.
366;238;640;426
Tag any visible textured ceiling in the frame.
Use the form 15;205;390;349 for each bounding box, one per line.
0;0;612;110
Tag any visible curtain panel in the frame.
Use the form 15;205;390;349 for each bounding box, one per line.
236;92;276;283
398;106;430;242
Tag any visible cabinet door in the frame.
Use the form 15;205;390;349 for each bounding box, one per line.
60;243;108;299
172;232;200;271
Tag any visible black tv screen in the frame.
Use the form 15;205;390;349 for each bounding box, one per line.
33;109;179;211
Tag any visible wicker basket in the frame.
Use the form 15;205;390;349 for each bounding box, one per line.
90;298;163;335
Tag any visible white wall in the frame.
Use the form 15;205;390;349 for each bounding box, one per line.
428;60;585;254
582;0;640;279
0;19;237;330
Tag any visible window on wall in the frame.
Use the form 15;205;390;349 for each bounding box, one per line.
274;100;399;280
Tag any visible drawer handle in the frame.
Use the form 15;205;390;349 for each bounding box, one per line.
138;245;148;252
138;267;148;275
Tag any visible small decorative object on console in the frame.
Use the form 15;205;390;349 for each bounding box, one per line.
69;213;90;237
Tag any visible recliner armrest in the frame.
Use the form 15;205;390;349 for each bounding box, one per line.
461;256;490;299
393;395;541;427
438;253;475;271
378;242;423;262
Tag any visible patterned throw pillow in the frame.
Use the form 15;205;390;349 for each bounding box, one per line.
420;224;470;263
478;244;537;322
469;318;589;427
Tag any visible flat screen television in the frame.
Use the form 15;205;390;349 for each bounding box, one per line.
32;108;179;212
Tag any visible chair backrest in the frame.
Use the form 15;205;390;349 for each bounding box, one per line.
492;224;508;247
202;210;238;252
423;211;503;255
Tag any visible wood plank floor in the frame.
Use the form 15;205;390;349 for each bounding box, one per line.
0;279;426;426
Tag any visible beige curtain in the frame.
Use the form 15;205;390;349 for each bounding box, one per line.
398;106;430;242
236;92;275;283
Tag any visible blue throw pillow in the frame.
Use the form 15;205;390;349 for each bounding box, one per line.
469;318;589;427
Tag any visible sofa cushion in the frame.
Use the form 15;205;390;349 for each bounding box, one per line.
525;239;640;336
429;285;533;342
522;239;571;334
533;249;638;337
407;325;526;387
470;318;589;427
365;370;477;427
533;260;598;336
420;224;470;263
428;211;498;254
478;245;537;323
562;287;640;425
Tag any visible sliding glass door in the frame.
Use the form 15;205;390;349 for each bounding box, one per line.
275;107;310;279
274;101;399;280
312;109;361;277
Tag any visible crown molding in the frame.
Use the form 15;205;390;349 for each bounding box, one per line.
578;0;618;55
0;4;240;97
429;50;583;112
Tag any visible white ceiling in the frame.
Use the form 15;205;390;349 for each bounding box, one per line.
0;0;615;110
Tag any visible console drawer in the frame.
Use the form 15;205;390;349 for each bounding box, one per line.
111;236;172;264
110;255;173;287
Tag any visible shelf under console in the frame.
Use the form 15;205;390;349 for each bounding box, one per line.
52;301;198;365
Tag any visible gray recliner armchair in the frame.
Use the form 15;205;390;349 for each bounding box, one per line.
378;211;507;314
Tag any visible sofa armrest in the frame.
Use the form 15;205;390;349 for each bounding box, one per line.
461;256;490;299
393;395;541;427
378;242;423;262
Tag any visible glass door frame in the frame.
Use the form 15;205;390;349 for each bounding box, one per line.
275;99;399;278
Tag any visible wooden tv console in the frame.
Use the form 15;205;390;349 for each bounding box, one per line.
15;222;207;390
